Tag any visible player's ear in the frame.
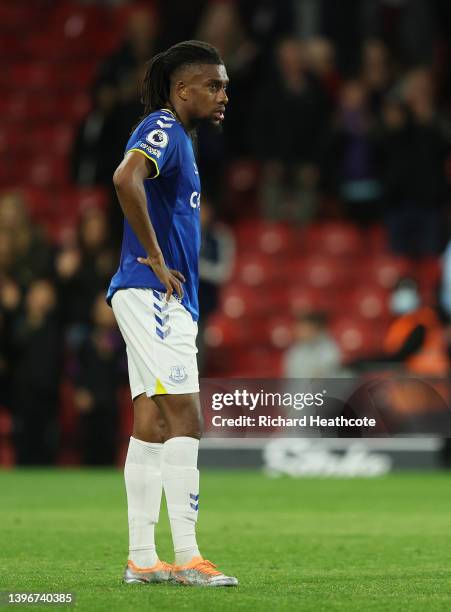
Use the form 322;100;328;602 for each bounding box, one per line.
174;80;188;102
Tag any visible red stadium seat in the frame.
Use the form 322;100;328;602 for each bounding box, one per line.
58;92;91;122
348;286;391;321
204;314;248;348
57;380;81;463
58;187;109;214
0;94;28;121
0;126;26;154
303;222;364;257
221;284;290;317
0;408;15;467
9;62;58;90
24;34;113;61
257;224;296;256
226;160;261;194
330;317;384;360
234;253;280;287
49;2;112;38
81;31;119;56
24;35;66;60
366;224;388;254
0;3;38;31
355;255;413;289
234;219;263;247
258;224;297;255
224;161;261;219
28;125;74;155
33;189;109;241
0;158;11;187
58;379;78;436
224;348;284;378
203;346;241;376
0;408;12;435
7;63;94;93
286;255;352;289
21;187;54;220
0;93;58;122
0;34;23;60
255;287;292;314
235;220;297;256
220;285;263;318
286;286;334;314
417;257;442;292
24;156;69;187
266;316;294;349
56;63;96;90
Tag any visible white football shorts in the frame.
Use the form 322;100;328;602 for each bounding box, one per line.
111;288;199;399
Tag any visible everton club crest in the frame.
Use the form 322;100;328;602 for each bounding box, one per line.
169;365;188;384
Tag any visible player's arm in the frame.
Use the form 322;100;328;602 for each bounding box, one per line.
113;151;185;300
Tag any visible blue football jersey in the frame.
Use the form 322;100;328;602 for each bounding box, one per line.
107;109;202;321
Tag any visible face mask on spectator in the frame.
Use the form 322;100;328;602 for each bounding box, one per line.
390;288;420;315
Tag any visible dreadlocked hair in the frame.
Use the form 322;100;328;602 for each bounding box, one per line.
141;40;223;116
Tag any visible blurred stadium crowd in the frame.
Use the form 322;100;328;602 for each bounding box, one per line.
0;0;450;466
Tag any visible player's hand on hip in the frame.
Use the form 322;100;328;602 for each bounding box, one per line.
137;253;185;301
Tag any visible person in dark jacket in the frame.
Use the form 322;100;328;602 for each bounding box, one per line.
11;279;62;465
74;293;125;465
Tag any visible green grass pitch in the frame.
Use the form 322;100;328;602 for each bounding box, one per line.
0;469;451;611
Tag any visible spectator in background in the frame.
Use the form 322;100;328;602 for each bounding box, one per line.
354;278;449;376
104;64;147;242
108;63;146;151
76;7;159;240
197;3;257;75
237;0;296;58
321;79;382;223
0;269;21;413
0;229;16;288
0;192;54;418
361;38;394;117
305;36;342;105
56;208;116;344
383;278;447;375
71;84;119;187
155;0;208;50
391;0;437;67
74;293;124;465
195;0;259;175
198;198;235;375
10;279;62;465
283;311;342;378
0;309;8;410
95;6;156;91
320;0;368;76
0;191;53;289
0;225;22;413
72;65;147;242
441;240;451;320
379;68;450;256
253;37;328;222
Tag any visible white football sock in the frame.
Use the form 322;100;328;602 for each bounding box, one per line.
162;436;201;565
124;436;162;568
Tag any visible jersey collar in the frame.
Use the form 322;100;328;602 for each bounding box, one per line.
161;108;178;120
161;107;191;136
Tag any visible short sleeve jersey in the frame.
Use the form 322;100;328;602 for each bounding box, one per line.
106;109;202;321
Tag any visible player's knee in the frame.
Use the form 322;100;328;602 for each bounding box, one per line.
133;419;166;443
166;421;202;440
167;410;203;440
